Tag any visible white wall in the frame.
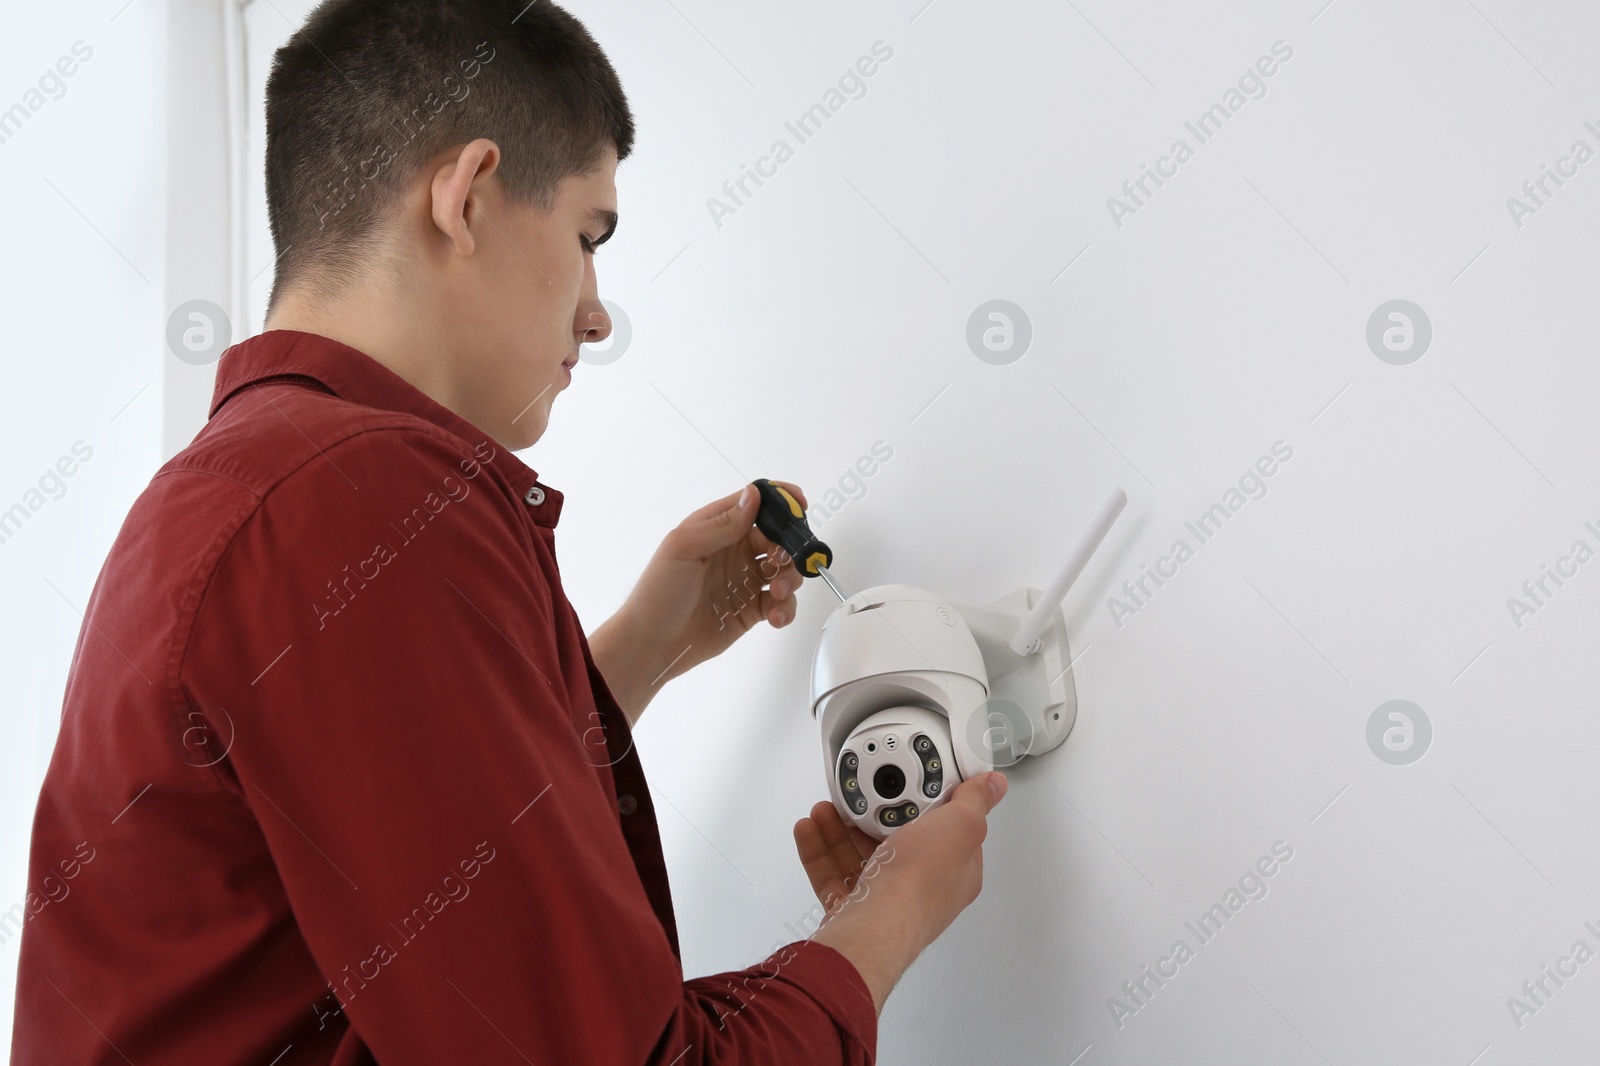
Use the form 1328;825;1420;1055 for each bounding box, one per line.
62;0;1600;1062
0;0;171;1050
558;3;1600;1061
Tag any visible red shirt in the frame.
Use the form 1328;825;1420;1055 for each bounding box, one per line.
11;329;877;1065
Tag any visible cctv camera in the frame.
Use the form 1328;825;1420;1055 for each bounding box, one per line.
812;584;994;840
808;490;1127;840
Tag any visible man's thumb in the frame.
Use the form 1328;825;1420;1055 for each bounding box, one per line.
954;771;1007;811
720;483;757;532
689;484;756;549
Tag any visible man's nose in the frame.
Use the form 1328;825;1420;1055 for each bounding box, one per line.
576;303;611;346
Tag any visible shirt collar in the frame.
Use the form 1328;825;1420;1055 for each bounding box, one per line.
209;329;564;527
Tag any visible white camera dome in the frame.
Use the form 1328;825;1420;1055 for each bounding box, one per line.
812;584;994;840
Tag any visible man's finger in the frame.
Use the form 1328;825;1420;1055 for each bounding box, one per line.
665;484;769;563
947;771;1008;815
793;816;849;904
747;526;793;578
683;480;807;531
812;799;878;862
755;587;794;628
744;481;810;569
680;486;749;526
811;799;876;874
845;824;878;859
726;590;768;634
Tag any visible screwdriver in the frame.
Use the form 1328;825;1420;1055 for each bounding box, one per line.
750;478;846;602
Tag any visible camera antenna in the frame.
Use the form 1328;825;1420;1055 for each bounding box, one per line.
1008;488;1128;656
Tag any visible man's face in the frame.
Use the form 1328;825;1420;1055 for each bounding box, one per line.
446;146;618;450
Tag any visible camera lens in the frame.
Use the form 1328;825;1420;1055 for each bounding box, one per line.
873;763;906;799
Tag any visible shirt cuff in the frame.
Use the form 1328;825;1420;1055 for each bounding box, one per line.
759;938;878;1056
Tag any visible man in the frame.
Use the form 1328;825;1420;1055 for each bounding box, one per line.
10;1;1007;1062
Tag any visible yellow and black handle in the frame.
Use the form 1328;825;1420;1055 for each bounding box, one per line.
751;478;833;578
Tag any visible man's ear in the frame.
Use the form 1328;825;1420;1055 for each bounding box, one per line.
430;138;502;257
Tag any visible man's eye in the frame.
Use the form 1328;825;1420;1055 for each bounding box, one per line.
581;236;598;254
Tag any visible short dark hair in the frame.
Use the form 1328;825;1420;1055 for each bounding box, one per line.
263;0;633;311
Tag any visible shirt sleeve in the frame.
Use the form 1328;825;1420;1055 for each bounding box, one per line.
181;425;877;1066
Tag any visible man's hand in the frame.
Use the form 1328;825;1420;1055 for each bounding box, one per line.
794;799;883;920
589;481;810;724
806;773;1009;1015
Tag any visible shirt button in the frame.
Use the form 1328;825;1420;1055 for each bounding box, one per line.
617;793;637;816
524;485;546;506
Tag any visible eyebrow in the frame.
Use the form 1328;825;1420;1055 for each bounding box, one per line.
587;208;618;246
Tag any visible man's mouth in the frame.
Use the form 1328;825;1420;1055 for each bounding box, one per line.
562;352;579;369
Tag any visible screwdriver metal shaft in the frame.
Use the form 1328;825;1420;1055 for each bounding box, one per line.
814;564;846;603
